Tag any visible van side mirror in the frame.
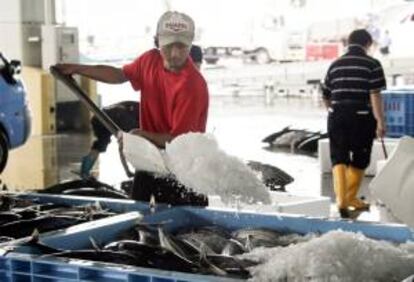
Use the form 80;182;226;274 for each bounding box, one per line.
0;53;21;84
9;60;21;75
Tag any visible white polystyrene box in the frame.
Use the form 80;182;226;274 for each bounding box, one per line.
376;160;387;174
319;138;399;176
376;202;403;224
270;192;331;217
402;275;414;282
208;192;331;218
369;136;414;228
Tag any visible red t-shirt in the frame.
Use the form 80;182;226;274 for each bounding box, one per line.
122;49;209;136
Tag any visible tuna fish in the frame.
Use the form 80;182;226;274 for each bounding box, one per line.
247;160;294;191
297;132;328;153
175;226;232;255
263;126;328;155
104;239;199;272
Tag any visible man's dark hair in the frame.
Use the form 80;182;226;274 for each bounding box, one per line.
348;29;373;47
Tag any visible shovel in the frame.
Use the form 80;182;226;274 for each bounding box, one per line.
380;138;388;159
50;66;134;178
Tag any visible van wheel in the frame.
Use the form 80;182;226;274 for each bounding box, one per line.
205;58;219;64
254;48;270;64
0;132;8;173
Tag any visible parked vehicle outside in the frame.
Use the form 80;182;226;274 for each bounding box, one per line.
0;53;31;173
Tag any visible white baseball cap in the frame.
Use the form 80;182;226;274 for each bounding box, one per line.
157;11;195;47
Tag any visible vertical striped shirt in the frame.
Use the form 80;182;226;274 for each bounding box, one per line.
322;44;386;102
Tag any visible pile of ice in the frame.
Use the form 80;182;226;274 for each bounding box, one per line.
165;133;271;205
242;230;414;281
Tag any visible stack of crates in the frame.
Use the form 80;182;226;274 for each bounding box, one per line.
382;89;414;137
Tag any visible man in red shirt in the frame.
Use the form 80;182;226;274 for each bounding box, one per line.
79;44;204;179
54;11;209;206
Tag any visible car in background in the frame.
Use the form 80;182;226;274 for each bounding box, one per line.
0;53;31;173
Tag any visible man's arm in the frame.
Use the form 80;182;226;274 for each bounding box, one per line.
321;86;332;111
322;97;332;110
321;71;332;111
369;61;387;139
130;129;173;149
370;90;386;138
54;63;127;84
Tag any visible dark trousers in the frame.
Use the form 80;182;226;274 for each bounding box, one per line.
91;101;139;152
328;104;377;169
131;171;208;207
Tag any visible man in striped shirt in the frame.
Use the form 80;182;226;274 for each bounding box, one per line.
322;29;386;218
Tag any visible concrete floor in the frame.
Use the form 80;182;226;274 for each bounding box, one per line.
1;70;394;223
1;93;392;223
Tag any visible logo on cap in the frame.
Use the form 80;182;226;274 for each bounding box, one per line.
163;14;189;33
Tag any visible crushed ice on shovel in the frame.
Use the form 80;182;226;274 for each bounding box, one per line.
165;133;271;205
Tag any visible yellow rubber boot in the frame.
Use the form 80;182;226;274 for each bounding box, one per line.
332;164;349;217
346;166;370;211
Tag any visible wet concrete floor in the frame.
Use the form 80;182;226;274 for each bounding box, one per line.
0;89;389;223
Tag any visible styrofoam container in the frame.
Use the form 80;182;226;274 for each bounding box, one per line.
273;193;330;217
209;192;331;217
319;138;399;176
370;136;414;228
376;159;387;175
377;202;403;224
402;274;414;282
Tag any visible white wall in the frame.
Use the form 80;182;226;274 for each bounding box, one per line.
0;0;45;65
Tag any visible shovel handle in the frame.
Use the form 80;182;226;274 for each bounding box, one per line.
50;66;134;178
119;145;134;178
50;66;121;135
380;138;388;159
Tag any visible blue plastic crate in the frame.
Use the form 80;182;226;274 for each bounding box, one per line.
382;89;414;137
1;212;237;282
0;193;159;251
0;254;242;282
1;207;413;282
0;212;143;253
142;207;414;243
37;207;414;250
